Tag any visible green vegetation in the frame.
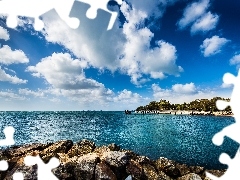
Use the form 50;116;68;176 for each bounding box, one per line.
136;97;231;112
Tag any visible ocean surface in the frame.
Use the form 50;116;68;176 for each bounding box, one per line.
0;111;238;169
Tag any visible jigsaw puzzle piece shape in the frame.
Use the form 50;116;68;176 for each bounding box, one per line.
0;0;79;30
206;149;240;179
0;160;8;171
24;155;60;180
212;122;240;146
0;126;15;146
13;172;24;180
76;0;122;30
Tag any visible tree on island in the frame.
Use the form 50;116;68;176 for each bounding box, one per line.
136;97;231;112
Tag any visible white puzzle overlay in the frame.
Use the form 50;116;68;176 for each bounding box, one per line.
0;0;122;30
0;126;60;180
206;70;240;179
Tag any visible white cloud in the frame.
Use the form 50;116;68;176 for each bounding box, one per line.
172;82;196;94
200;36;229;57
26;52;103;90
0;91;25;101
230;54;240;65
0;67;27;84
0;45;29;65
113;89;145;103
152;83;215;104
0;26;10;40
120;2;183;85
35;1;183;86
177;0;210;29
18;88;44;97
191;12;219;34
177;0;219;34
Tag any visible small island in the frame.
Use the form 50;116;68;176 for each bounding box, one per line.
134;97;232;116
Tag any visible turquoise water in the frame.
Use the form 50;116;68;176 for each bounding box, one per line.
0;111;238;169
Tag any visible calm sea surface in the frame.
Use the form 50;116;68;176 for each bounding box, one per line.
0;111;238;169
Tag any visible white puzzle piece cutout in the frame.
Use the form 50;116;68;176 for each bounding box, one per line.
24;155;60;180
0;0;122;30
0;126;15;146
207;69;240;179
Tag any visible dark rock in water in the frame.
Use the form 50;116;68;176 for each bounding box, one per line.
0;140;227;180
95;162;117;180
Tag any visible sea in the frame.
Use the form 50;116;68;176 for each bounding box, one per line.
0;111;238;169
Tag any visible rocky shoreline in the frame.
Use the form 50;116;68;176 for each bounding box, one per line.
0;139;225;180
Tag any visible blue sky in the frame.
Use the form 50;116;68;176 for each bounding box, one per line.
0;0;239;110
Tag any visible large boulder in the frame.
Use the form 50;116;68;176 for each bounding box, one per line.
142;164;160;179
73;153;100;180
126;159;143;179
95;162;117;180
101;151;129;179
68;139;96;158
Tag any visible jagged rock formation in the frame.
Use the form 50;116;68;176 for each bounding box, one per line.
0;140;225;180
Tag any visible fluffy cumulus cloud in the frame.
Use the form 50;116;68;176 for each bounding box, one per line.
0;26;10;40
152;83;215;103
37;1;183;86
113;89;144;103
190;12;219;34
172;82;196;94
0;45;29;65
120;2;183;85
26;52;100;89
230;54;240;66
0;67;27;84
200;36;229;57
177;0;219;34
26;52;116;105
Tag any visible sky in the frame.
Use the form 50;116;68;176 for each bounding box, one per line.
0;0;239;111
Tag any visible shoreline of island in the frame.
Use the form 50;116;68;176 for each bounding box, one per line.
132;110;233;117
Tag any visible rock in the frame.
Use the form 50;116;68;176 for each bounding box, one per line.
95;162;117;180
189;166;204;174
102;151;129;179
135;156;151;165
107;143;120;151
94;146;111;157
74;153;100;180
155;157;180;178
53;162;75;180
177;173;202;180
175;163;191;176
142;164;160;179
67;139;95;158
126;159;143;179
102;151;129;167
2;143;51;159
164;164;181;178
155;157;176;171
158;171;174;180
205;169;226;177
40;140;73;162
